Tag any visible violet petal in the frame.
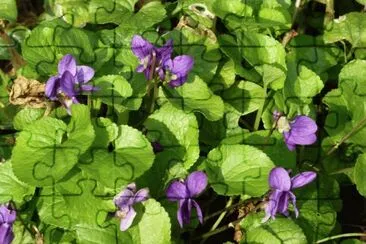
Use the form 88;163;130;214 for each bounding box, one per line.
288;191;299;218
80;84;99;92
134;188;149;203
119;206;136;231
0;224;13;244
58;54;77;76
291;171;317;189
286;133;317;146
290;116;318;135
45;76;60;100
277;192;290;215
114;188;135;208
177;199;188;227
76;65;94;83
0;206;15;224
131;35;154;60
166;181;189;201
60;71;76;97
157;39;173;64
269;167;291;191
191;200;203;224
263;189;282;222
186;171;207;197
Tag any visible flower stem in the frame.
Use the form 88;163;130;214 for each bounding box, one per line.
210;197;233;231
148;79;158;114
196;201;265;242
200;197;233;244
316;233;366;243
326;116;366;155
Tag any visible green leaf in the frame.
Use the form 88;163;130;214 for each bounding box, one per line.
41;226;77;244
160;75;224;121
114;1;166;41
13;108;45;130
212;0;254;31
12;221;35;244
37;168;115;230
0;161;34;205
323;60;366;146
144;103;199;169
45;0;138;26
221;80;265;115
137;103;199;196
209;59;236;92
284;64;324;104
240;212;307;244
0;0;17;22
128;199;171;244
205;144;274;196
293;175;340;243
198;103;246;147
221;130;296;169
356;0;366;4
168;26;221;82
324;12;366;48
12;105;94;186
257;7;291;28
92;75;133;107
354;153;366;197
236;31;287;89
287;35;341;80
341;239;364;244
79;125;155;190
22;19;97;76
75;223;132;244
91;117;119;149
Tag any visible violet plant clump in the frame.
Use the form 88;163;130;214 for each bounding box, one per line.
166;171;208;227
262;167;317;223
113;183;149;231
3;1;366;243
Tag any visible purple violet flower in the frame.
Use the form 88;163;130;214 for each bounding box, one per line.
131;35;194;87
164;55;194;88
273;111;318;151
113;183;149;231
0;204;16;244
166;171;207;227
45;54;97;113
262;167;316;223
131;35;173;81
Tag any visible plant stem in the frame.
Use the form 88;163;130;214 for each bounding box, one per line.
200;197;233;244
210;197;233;231
195;201;265;241
316;233;366;243
148;80;158;114
327;116;366;155
203;197;262;221
253;85;267;131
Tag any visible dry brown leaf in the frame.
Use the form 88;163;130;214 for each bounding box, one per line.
9;76;47;108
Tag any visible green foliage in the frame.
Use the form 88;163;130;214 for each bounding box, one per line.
240;212;307;244
205;144;274;196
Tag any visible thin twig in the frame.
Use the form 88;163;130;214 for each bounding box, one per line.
316;233;366;243
326;116;366;155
